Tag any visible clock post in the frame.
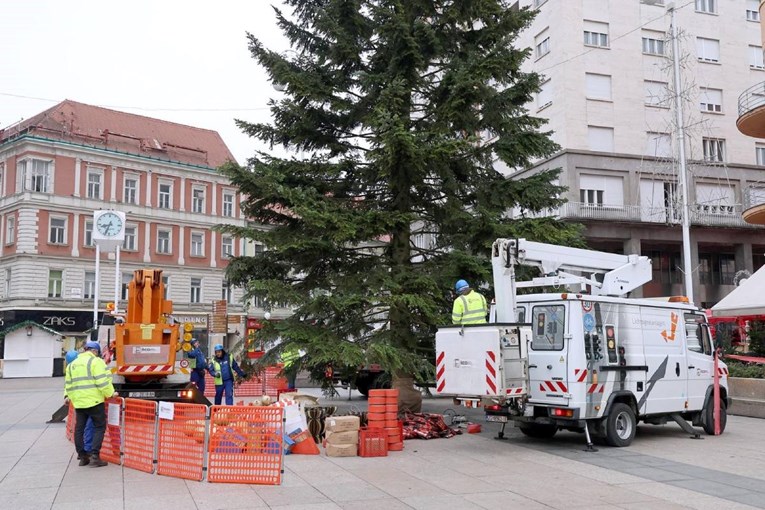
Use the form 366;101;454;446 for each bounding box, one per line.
92;210;127;340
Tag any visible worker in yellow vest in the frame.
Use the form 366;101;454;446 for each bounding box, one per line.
64;341;115;467
451;279;488;325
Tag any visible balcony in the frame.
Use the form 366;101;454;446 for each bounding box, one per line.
556;202;758;228
737;82;765;138
743;186;765;225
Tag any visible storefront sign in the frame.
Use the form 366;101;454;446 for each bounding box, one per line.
0;310;99;332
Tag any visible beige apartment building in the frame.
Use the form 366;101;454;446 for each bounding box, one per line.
511;0;765;307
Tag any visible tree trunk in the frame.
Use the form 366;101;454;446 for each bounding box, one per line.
392;375;422;413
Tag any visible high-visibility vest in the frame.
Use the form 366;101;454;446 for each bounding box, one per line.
64;351;115;408
452;290;488;325
211;353;236;385
281;348;301;368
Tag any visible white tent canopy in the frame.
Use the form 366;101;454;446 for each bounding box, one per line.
711;265;765;317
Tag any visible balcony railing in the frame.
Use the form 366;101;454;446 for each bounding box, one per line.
551;202;759;228
737;81;765;137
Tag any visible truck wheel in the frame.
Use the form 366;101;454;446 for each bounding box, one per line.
605;403;636;447
355;378;371;397
518;423;558;439
702;397;727;435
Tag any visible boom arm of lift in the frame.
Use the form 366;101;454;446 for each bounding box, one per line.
492;239;652;322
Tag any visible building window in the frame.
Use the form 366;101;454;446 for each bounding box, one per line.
702;137;725;163
641;0;664;5
162;275;169;300
750;45;764;69
695;0;716;14
84;271;96;299
535;30;550;59
747;0;760;21
537;79;552;110
49;217;66;244
583;21;609;48
123;225;137;251
157;229;171;254
158;182;172;209
645;132;673;158
222;193;235;217
84;220;94;247
222;280;232;302
580;189;604;207
121;272;133;300
221;236;233;259
191;232;204;257
587;126;614;153
190;277;202;304
533;0;548;6
696;37;720;63
644;81;670;108
87;169;102;199
19;159;51;193
696;183;734;216
756;144;765;165
647;250;682;285
699;87;722;113
5;216;15;245
699;253;735;285
48;270;63;298
642;34;665;56
124;176;138;204
192;187;205;214
4;268;11;298
585;73;612;101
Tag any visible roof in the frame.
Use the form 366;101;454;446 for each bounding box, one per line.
711;266;765;316
2;320;63;337
0;100;235;168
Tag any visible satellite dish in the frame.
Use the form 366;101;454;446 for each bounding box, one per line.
734;270;752;287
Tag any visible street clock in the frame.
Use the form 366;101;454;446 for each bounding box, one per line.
93;210;126;252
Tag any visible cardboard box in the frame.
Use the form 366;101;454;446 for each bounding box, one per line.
324;430;359;445
325;415;360;433
325;443;358;457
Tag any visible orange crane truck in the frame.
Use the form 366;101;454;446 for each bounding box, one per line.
109;268;210;404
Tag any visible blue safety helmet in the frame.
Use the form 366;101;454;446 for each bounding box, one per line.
455;279;470;293
84;341;101;355
213;344;224;352
65;350;79;364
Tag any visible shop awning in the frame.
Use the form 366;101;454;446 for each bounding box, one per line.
711;266;765;317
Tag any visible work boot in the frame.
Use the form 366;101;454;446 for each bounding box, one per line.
89;455;107;468
78;454;90;467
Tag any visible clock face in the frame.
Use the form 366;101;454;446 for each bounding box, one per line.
96;212;124;237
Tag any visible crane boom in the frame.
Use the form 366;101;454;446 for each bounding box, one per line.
492;239;652;322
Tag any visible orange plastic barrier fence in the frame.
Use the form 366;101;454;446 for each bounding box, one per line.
101;396;124;465
207;405;284;485
65;403;75;442
123;399;157;473
157;402;207;481
204;364;288;398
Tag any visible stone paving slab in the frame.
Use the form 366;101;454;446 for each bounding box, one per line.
1;378;764;509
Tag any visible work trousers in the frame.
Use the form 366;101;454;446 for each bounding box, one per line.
214;379;235;405
75;403;106;457
190;370;206;394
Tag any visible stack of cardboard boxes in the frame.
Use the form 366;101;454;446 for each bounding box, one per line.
323;415;360;457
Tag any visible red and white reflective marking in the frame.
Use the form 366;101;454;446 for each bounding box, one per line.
505;387;525;396
539;380;568;393
587;384;605;394
436;351;446;393
119;365;173;373
486;351;498;395
574;368;588;382
717;367;729;377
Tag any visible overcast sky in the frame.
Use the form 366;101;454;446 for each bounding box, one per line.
0;1;292;164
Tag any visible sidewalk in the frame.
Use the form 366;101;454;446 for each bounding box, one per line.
1;377;764;509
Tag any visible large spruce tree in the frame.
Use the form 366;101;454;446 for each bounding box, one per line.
219;0;581;385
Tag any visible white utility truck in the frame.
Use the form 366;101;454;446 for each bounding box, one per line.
436;239;729;447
